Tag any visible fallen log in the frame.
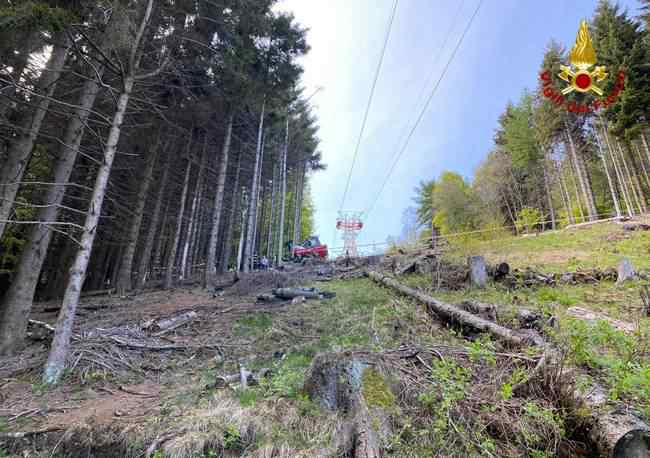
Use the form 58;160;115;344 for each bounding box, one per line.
370;272;650;456
368;271;529;347
143;311;197;336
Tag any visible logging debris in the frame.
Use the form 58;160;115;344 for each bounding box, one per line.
368;271;650;457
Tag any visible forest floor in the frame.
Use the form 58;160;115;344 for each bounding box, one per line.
1;219;650;457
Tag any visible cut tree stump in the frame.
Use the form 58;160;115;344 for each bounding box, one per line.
304;352;393;458
617;258;636;284
468;256;487;288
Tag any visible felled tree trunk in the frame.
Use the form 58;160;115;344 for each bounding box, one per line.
368;271;528;347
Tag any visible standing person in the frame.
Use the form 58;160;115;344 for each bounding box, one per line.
260;256;269;270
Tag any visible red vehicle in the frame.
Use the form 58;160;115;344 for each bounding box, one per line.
291;236;328;260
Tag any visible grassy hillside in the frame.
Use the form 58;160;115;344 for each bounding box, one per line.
445;220;650;273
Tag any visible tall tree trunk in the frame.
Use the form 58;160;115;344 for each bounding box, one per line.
565;124;597;221
641;131;650;166
42;68;139;384
0;33;70;240
267;160;278;263
541;159;556;230
633;141;650;193
236;190;248;272
293;162;305;242
205;112;233;287
165;147;192;290
40;0;160;370
567;159;585;222
554;161;574;225
0;63;105;354
277;115;289;266
181;134;207;280
249;132;266;271
595;127;622;218
616;139;643;214
243;101;265;273
220;153;241;274
136;154;170;288
153;199;170;279
603;126;633;216
115;135;161;295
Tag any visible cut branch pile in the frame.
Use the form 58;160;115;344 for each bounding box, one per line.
0;309;215;380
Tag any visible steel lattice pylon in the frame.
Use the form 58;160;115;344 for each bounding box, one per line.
336;211;363;258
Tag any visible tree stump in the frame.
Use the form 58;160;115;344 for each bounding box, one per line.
617;258;636;284
468;256;487;288
304;352;394;458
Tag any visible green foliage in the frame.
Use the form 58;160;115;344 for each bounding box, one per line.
467;337;497;366
0;2;76;32
431;171;478;234
222;424;243;450
418;359;470;427
516;207;542;234
554;317;650;419
261;353;312;399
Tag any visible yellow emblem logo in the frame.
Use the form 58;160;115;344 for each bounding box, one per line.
558;20;607;96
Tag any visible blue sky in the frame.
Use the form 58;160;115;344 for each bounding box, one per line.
277;0;643;253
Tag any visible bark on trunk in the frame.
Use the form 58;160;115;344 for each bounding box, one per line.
565;124;597;221
116;135;161;295
153;199;170;278
205;112;233;286
136;155;170;288
243;101;265;273
249;132;266;272
277;116;289;266
293;162;305;244
604;127;634;217
0;33;70;240
633;141;650;193
616;139;644;214
164;148;192;290
181;134;208;280
267;161;278;263
42;73;138;384
595;127;622;218
0;65;104;355
219;153;241;274
555;161;575;225
541;157;556;230
236;190;248;272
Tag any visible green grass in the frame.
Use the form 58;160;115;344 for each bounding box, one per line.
445;222;650;272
